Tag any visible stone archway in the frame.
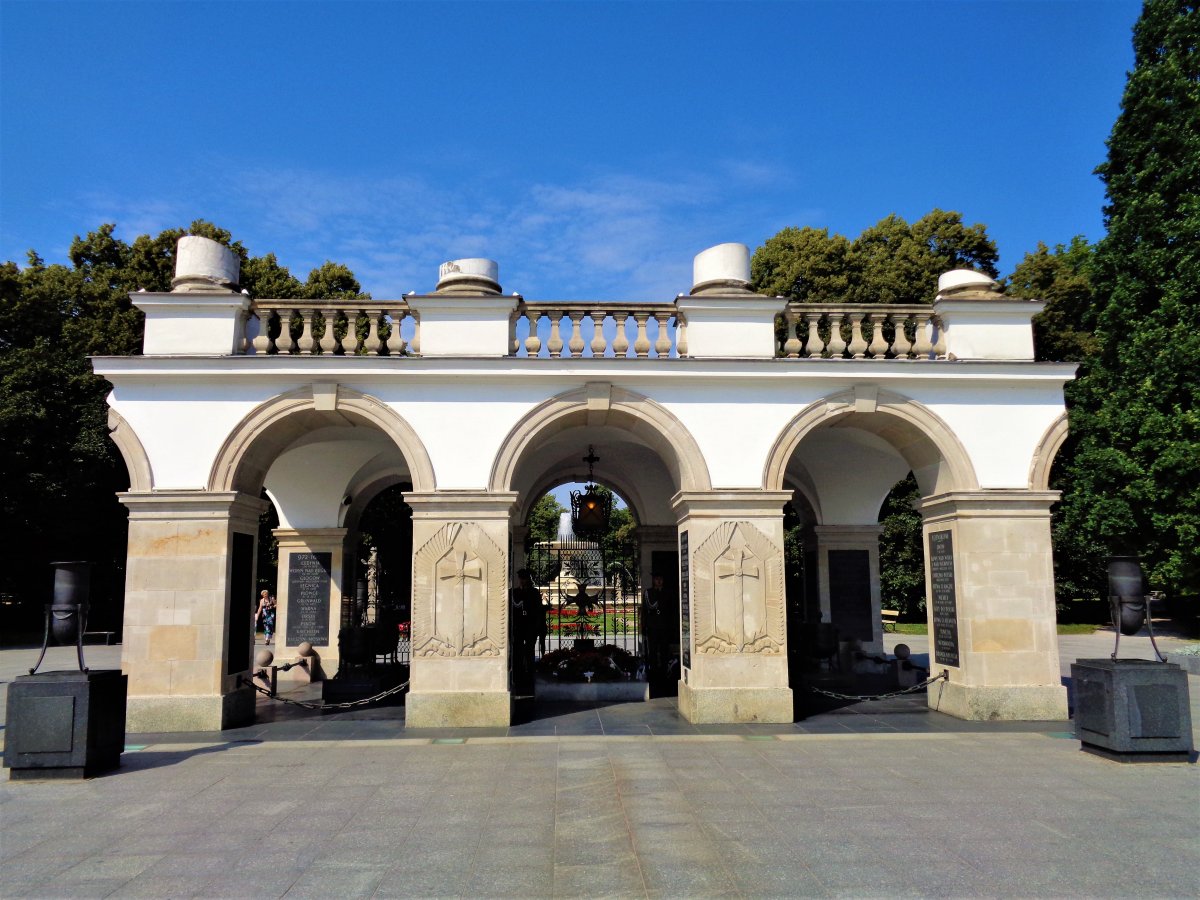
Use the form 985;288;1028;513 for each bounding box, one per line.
107;407;153;492
1028;411;1070;492
209;384;436;496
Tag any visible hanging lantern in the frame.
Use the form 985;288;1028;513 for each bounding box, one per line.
570;446;612;538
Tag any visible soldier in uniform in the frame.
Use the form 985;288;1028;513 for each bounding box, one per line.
642;572;668;680
511;568;546;693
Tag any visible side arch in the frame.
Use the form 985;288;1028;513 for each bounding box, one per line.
763;389;979;495
208;385;436;495
489;385;712;494
107;407;153;492
1029;411;1070;492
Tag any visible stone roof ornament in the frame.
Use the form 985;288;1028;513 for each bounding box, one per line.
690;242;755;296
935;269;1003;301
172;235;240;293
436;258;501;295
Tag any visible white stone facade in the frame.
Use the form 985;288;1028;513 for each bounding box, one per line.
95;238;1074;731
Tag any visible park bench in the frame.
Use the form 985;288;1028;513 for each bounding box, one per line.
881;609;900;633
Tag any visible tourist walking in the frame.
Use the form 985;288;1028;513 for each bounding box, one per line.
256;589;277;645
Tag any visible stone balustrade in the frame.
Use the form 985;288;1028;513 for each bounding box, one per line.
511;302;681;359
248;301;419;356
776;303;946;360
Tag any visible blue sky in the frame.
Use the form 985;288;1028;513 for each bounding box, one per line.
2;1;1139;300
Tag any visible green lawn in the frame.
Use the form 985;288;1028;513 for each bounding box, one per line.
888;623;1102;636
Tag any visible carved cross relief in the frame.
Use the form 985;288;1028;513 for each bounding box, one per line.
414;522;504;658
694;521;783;655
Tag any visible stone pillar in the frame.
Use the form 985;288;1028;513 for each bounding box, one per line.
118;490;266;732
511;524;530;574
403;491;518;728
273;528;348;681
812;525;884;654
919;491;1067;720
672;491;793;723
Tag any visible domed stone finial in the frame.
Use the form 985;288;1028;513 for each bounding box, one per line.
691;243;752;295
936;269;1001;300
172;235;240;292
436;258;501;294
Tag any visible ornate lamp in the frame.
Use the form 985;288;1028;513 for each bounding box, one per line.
570;446;612;538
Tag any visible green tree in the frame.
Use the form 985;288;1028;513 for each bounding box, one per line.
527;493;566;545
877;474;926;620
1006;237;1098;363
751;226;854;300
1060;0;1200;600
849;210;998;304
0;222;365;635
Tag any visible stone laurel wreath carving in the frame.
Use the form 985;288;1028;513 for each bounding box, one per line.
412;522;506;658
693;521;784;654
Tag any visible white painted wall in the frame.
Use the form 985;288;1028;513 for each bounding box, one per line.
96;358;1074;497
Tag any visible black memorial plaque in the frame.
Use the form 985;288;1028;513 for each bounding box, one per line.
286;551;332;646
928;530;960;667
679;530;691;670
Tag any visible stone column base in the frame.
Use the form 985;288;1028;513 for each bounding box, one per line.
406;691;511;728
678;683;793;724
928;680;1068;721
126;687;255;733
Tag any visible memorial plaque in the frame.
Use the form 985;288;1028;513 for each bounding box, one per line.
679;530;691;670
286;551;331;646
828;549;873;642
927;530;959;667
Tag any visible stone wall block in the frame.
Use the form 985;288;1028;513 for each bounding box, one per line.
148;625;197;661
169;659;224;695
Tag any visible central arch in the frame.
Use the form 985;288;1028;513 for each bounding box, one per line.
489;384;711;495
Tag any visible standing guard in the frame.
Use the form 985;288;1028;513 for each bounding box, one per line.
511;569;546;694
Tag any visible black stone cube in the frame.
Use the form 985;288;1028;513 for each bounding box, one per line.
1071;659;1193;762
4;670;127;779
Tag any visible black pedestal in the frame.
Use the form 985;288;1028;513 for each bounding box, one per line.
4;670;127;779
1071;659;1194;762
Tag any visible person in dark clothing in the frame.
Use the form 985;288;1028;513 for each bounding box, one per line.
642;572;668;678
511;568;546;693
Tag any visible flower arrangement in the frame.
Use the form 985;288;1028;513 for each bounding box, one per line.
539;643;639;682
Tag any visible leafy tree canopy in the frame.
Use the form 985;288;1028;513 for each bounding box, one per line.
752;209;999;304
1006;237;1098;363
1059;0;1200;597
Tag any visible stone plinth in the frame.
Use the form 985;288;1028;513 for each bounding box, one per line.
403;491;517;728
1072;659;1194;761
672;490;794;723
920;490;1068;721
273;528;347;683
118;491;264;732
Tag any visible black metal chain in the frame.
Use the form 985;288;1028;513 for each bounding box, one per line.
240;676;410;710
806;671;948;702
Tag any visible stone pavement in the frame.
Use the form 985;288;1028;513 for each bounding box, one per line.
2;634;1198;899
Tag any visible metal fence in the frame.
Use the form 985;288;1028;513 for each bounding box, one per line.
526;538;642;657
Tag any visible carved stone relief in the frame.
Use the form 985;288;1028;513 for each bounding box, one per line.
412;522;506;658
693;521;784;654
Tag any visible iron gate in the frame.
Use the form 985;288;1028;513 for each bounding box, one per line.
526;537;642;657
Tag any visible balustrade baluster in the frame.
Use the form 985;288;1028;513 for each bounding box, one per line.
363;310;382;355
612;310;630;357
510;311;520;356
390;312;408;355
827;313;847;358
546;310;564;358
341;311;359;355
783;308;802;358
567;311;585;358
805;314;822;358
912;313;933;358
868;312;890;358
675;316;688;357
524;310;542;358
848;313;868;358
931;316;947;359
408;312;420;355
654;313;672;357
891;314;913;358
297;309;316;354
276;309;297;354
590;311;607;357
319;309;339;354
252;311;274;355
633;312;651;358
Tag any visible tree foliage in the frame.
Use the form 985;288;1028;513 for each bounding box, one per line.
0;222;365;633
877;474;926;620
527;493;566;545
752;209;999;303
1006;237;1099;363
1058;0;1200;599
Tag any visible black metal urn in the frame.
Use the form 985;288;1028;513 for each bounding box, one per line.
50;561;91;645
1107;555;1148;636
